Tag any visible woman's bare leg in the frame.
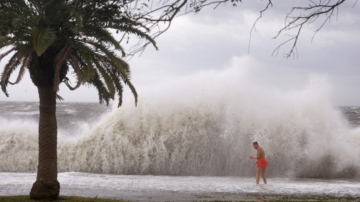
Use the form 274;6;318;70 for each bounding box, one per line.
256;167;261;184
260;168;267;184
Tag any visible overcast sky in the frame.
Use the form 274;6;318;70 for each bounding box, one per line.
0;0;359;106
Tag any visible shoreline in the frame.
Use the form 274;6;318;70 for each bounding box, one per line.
2;187;360;201
1;172;360;201
1;194;360;202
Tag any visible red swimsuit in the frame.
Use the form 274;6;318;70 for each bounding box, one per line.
257;158;268;168
256;148;267;168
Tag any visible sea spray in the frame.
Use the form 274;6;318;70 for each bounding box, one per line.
0;119;38;172
1;64;359;178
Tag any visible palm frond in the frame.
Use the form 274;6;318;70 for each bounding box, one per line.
108;18;150;32
65;54;83;90
114;25;158;50
9;50;33;85
66;6;83;34
0;48;16;62
0;51;23;82
0;51;23;96
90;72;111;106
80;53;96;82
53;44;72;91
126;79;138;106
95;53;137;106
0;36;15;49
92;27;121;49
31;27;55;56
71;41;98;82
107;68;124;107
86;41;129;72
93;59;116;99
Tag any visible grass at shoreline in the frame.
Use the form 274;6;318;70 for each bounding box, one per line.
0;195;359;202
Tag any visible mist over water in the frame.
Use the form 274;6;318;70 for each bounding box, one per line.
1;59;360;178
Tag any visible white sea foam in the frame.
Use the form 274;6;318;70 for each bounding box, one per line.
64;109;77;114
0;119;38;172
0;172;359;200
11;111;39;116
0;57;359;178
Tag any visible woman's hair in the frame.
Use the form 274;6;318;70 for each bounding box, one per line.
253;141;259;145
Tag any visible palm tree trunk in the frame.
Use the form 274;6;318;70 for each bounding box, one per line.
30;87;60;200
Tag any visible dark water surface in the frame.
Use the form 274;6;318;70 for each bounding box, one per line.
341;106;360;127
1;101;359;129
0;101;111;136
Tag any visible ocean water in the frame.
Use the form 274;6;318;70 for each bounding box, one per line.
0;68;360;200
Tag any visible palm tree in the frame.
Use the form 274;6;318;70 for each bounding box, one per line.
0;0;156;199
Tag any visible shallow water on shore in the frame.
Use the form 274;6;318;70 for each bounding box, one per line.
1;172;359;201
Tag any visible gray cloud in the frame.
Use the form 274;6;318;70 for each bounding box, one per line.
0;0;359;106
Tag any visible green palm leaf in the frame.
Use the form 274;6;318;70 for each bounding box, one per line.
0;36;15;49
31;27;55;57
93;60;116;99
81;54;96;82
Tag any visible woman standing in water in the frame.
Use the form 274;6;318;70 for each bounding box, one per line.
249;141;267;184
